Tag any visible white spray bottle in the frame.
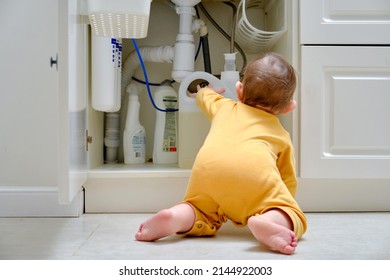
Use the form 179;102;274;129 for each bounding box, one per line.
153;80;178;164
123;83;146;164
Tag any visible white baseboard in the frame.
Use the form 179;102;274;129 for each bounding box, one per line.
0;186;83;217
84;176;390;213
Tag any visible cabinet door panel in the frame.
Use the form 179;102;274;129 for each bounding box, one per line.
300;46;390;179
300;0;390;44
58;0;88;204
0;0;58;186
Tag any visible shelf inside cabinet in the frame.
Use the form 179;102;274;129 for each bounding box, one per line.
87;163;192;179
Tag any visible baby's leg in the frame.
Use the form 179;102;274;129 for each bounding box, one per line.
135;203;195;241
248;209;298;255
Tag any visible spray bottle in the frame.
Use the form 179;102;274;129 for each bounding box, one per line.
153;80;178;164
123;83;146;164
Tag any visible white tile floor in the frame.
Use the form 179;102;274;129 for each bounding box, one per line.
1;212;390;260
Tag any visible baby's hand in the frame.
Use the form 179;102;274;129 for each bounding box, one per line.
196;84;226;94
187;92;197;98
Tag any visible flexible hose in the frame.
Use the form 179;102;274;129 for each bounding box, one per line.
223;1;238;54
201;34;212;73
131;39;178;112
198;3;247;76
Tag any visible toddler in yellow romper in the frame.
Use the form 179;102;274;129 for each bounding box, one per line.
136;52;307;255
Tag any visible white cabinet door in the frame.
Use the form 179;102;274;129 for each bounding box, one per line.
0;0;86;209
300;0;390;45
58;0;88;204
300;46;390;179
0;0;58;187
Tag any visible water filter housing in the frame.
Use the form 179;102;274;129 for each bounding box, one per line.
91;36;122;112
153;81;178;164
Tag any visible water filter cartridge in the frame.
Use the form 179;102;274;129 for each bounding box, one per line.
123;84;146;164
153;80;178;164
91;35;122;112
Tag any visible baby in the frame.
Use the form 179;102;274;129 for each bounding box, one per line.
136;52;307;255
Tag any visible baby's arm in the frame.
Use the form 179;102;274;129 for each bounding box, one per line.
187;85;225;98
197;84;225;94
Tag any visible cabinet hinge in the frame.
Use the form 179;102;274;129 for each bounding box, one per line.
86;129;92;152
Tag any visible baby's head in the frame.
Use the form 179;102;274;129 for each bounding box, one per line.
237;52;297;115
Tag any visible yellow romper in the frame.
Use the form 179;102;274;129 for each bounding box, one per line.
181;88;307;239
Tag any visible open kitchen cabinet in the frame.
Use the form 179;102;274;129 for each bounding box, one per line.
84;0;296;212
0;0;295;216
2;0;388;217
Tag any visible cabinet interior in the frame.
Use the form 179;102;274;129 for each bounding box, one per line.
86;0;296;176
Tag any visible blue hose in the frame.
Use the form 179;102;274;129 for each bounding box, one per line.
131;38;178;112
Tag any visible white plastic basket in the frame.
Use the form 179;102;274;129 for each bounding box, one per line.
235;0;287;53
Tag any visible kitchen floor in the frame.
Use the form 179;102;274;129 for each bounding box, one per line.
1;212;390;260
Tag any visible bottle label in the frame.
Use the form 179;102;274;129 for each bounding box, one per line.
132;131;146;158
163;96;177;152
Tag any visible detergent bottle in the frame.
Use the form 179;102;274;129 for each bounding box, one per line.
178;72;230;168
153;80;178;164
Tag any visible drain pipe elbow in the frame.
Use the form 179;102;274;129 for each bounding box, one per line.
121;45;174;100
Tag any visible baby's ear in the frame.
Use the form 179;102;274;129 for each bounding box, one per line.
235;81;244;101
279;100;297;115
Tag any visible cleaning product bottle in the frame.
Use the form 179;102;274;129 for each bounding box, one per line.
123;83;146;164
153;80;178;164
178;71;228;168
220;52;240;101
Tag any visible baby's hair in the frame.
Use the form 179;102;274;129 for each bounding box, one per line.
241;52;296;114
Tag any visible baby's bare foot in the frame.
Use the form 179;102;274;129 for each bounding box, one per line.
248;216;298;255
135;209;176;241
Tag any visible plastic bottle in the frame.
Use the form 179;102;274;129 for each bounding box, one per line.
123;84;146;164
153;80;178;164
220;53;240;101
178;71;227;168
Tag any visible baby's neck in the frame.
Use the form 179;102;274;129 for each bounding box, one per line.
255;104;275;115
